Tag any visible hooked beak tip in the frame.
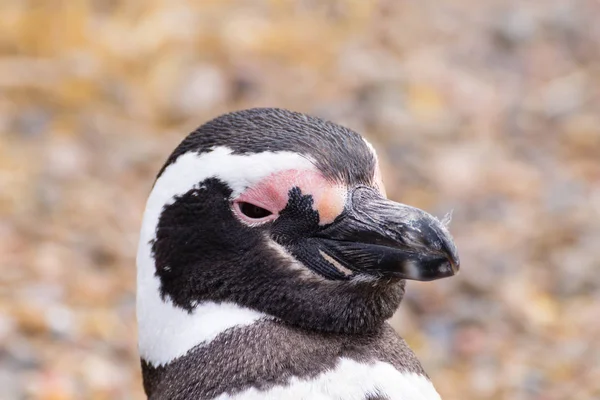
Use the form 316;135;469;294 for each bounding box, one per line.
443;240;460;275
437;244;460;278
448;257;460;276
421;255;459;281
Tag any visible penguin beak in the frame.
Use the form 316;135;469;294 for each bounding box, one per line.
316;187;460;281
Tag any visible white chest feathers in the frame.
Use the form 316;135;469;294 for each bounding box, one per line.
213;358;441;400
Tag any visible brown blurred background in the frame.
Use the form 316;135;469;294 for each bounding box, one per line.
1;0;600;399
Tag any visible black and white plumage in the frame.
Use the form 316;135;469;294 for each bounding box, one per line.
137;108;459;400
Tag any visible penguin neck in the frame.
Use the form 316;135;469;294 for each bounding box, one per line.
140;319;436;400
137;265;404;368
136;256;267;368
141;300;267;367
136;206;269;368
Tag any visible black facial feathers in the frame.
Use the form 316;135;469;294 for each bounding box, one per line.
271;187;320;245
152;179;404;331
151;108;401;332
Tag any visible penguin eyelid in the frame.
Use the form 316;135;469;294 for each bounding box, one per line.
238;202;272;219
232;200;278;225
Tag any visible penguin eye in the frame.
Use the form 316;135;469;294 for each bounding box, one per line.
238;202;273;219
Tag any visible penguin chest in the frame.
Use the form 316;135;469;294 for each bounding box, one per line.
213;358;441;400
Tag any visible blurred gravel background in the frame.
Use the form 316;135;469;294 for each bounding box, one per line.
1;1;599;399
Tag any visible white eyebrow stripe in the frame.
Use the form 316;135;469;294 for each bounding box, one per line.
142;146;316;267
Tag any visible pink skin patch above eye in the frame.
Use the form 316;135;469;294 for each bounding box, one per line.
233;170;347;226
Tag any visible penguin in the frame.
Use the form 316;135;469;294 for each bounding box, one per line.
136;108;459;400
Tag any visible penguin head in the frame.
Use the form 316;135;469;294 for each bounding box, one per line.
138;108;459;334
